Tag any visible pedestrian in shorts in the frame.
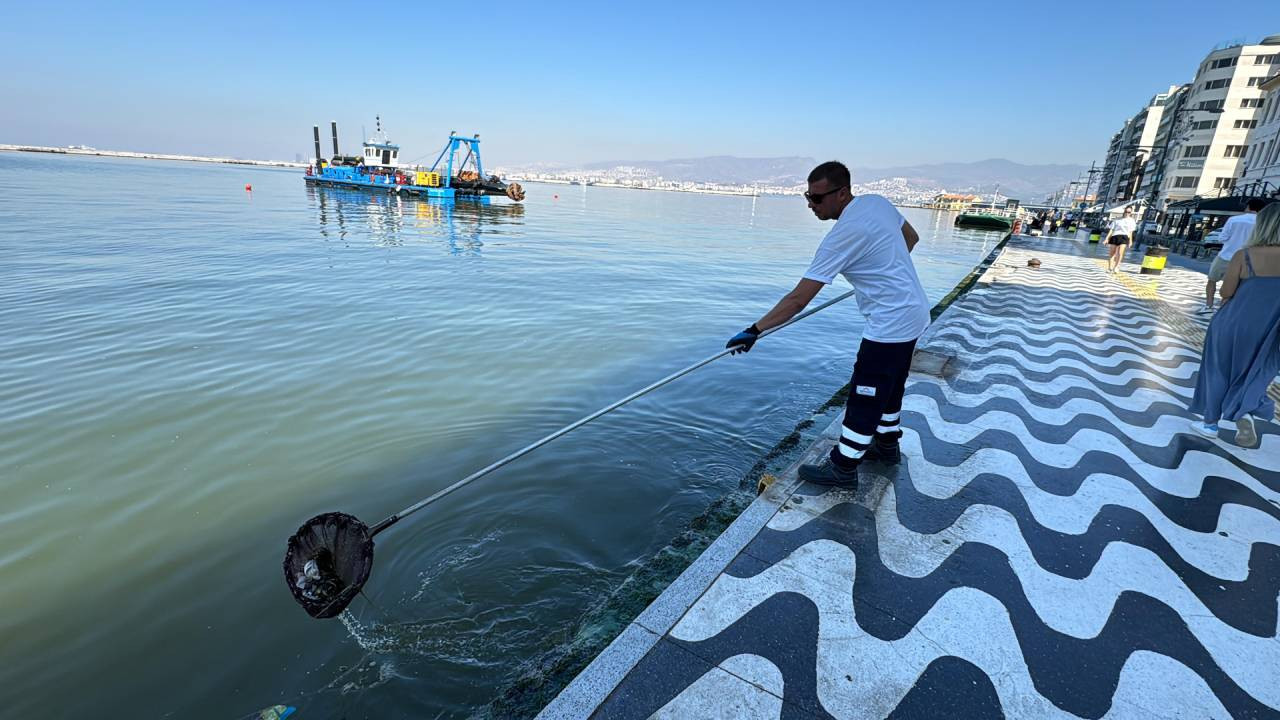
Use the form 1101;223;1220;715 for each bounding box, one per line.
1202;198;1264;314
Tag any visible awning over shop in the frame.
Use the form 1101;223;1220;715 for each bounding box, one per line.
1101;198;1144;215
1195;195;1278;216
1164;197;1202;215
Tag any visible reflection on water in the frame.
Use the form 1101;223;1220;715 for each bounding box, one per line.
309;187;526;255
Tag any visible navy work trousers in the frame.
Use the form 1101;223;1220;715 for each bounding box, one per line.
830;337;917;469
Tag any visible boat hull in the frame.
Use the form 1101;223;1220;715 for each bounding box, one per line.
954;213;1013;231
305;174;460;198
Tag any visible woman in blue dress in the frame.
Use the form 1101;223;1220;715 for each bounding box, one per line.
1190;202;1280;448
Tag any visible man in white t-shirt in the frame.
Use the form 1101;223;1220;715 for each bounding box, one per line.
1201;198;1264;314
725;161;929;488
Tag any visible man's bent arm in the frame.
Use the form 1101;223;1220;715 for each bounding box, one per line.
755;278;825;332
1219;221;1243;253
902;220;919;253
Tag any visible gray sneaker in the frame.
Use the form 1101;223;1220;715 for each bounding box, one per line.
1236;415;1258;448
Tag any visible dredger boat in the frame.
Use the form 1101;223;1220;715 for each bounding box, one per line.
303;117;524;202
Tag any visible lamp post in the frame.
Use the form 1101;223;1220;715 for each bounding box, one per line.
1080;161;1100;223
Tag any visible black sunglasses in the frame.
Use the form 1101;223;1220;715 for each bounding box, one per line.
804;186;847;204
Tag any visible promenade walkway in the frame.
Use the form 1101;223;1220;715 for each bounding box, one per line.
537;234;1280;719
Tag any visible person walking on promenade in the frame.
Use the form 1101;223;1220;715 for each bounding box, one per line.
1104;207;1137;272
725;161;928;488
1190;203;1280;448
1200;198;1264;315
1028;215;1043;235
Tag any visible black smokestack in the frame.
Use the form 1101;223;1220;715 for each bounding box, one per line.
330;121;339;157
313;125;322;166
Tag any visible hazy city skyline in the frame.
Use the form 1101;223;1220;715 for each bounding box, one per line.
4;1;1280;168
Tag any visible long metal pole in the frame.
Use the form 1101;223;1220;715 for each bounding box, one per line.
368;288;859;535
1081;161;1098;224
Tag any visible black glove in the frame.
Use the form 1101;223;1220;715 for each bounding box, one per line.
726;324;762;354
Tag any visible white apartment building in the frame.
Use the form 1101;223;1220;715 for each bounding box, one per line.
1238;70;1280;196
1098;86;1180;207
1098;132;1124;205
1136;85;1189;202
1142;36;1280;212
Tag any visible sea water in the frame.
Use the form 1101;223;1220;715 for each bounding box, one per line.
0;152;998;718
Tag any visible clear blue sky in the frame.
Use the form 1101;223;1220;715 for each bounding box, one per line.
3;1;1279;168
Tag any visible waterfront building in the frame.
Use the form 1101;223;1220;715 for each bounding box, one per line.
930;193;979;210
1140;37;1279;215
1135;84;1190;206
1097;87;1180;208
1097;131;1126;208
1237;70;1280;197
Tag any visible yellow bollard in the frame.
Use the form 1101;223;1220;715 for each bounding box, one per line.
1140;247;1168;275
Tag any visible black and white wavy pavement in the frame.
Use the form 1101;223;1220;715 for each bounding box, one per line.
589;237;1280;719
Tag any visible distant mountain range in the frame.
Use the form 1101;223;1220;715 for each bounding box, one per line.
583;156;813;187
854;159;1090;201
563;156;1087;200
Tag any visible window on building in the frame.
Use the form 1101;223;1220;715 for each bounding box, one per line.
1183;145;1210;158
1190;119;1218;130
1247;77;1267;87
1255;54;1279;65
1214;177;1234;190
1210;57;1239;69
1224;145;1246;158
1241;97;1263;108
1203;78;1230;90
1197;99;1226;111
1234;119;1258;129
1173;176;1197;188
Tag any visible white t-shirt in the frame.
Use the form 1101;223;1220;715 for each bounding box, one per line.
1109;216;1137;236
1217;212;1257;260
803;194;930;343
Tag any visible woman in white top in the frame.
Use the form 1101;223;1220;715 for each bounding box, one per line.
1104;207;1138;273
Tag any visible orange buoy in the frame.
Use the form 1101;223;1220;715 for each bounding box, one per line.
245;184;253;191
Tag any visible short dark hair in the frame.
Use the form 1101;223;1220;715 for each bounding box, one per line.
1247;198;1267;212
808;161;850;188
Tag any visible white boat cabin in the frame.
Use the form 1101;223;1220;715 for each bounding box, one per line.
362;141;399;169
